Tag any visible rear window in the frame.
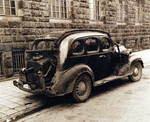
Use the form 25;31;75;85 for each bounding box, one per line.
71;40;84;55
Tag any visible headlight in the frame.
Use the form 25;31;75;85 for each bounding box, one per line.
38;70;42;74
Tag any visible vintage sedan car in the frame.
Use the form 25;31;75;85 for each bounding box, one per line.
13;30;143;102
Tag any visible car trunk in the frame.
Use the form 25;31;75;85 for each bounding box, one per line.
19;49;58;90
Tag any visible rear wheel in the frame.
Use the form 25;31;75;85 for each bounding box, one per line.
128;62;142;82
72;74;92;102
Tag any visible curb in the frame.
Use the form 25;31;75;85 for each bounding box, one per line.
0;74;19;83
1;103;44;122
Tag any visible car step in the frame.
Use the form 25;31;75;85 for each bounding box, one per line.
93;75;129;87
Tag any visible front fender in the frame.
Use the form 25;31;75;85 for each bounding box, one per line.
129;54;144;68
51;64;94;96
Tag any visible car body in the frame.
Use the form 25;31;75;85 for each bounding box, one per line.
13;30;144;102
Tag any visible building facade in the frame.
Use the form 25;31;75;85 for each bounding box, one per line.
0;0;150;76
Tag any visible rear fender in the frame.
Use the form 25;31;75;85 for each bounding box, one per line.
51;64;94;96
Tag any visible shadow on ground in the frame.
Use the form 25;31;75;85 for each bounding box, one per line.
24;78;132;109
14;78;134;121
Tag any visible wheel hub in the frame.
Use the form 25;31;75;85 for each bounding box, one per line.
133;67;139;76
77;81;86;96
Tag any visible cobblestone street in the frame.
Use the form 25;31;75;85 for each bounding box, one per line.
18;65;150;122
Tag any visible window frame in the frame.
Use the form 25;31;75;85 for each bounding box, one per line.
49;0;69;20
100;37;112;52
0;0;17;16
89;0;104;22
135;0;144;25
10;0;17;15
94;0;101;21
116;0;126;24
71;39;84;56
0;0;5;15
85;37;100;54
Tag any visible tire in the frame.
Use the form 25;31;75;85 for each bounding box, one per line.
72;74;92;102
128;62;142;82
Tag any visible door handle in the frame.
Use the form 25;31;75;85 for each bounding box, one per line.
99;55;106;58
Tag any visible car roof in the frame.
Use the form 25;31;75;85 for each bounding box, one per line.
35;31;66;40
35;30;110;46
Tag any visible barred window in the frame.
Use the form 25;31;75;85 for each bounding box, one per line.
49;0;68;19
116;0;126;23
0;0;16;15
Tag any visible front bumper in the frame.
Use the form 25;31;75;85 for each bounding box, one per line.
13;80;56;96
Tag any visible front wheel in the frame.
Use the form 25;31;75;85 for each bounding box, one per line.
72;74;92;102
128;62;142;82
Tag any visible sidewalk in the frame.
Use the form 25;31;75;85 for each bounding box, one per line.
0;49;150;122
132;49;150;67
0;78;44;122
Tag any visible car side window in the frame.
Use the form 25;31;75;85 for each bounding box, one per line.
71;40;84;55
101;38;110;51
85;38;99;53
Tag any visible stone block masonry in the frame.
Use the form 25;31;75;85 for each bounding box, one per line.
0;0;149;76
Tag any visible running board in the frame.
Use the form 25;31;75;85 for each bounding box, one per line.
93;74;130;87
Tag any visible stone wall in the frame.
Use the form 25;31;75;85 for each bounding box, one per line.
0;0;149;51
104;0;150;51
0;0;150;75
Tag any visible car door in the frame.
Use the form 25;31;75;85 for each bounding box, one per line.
85;37;115;80
98;37;115;78
65;38;87;69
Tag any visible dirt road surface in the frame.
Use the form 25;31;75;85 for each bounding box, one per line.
18;65;150;122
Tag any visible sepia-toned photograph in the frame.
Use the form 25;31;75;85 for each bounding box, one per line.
0;0;150;121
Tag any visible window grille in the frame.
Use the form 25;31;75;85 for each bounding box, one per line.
0;0;16;15
50;0;68;19
12;51;25;72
